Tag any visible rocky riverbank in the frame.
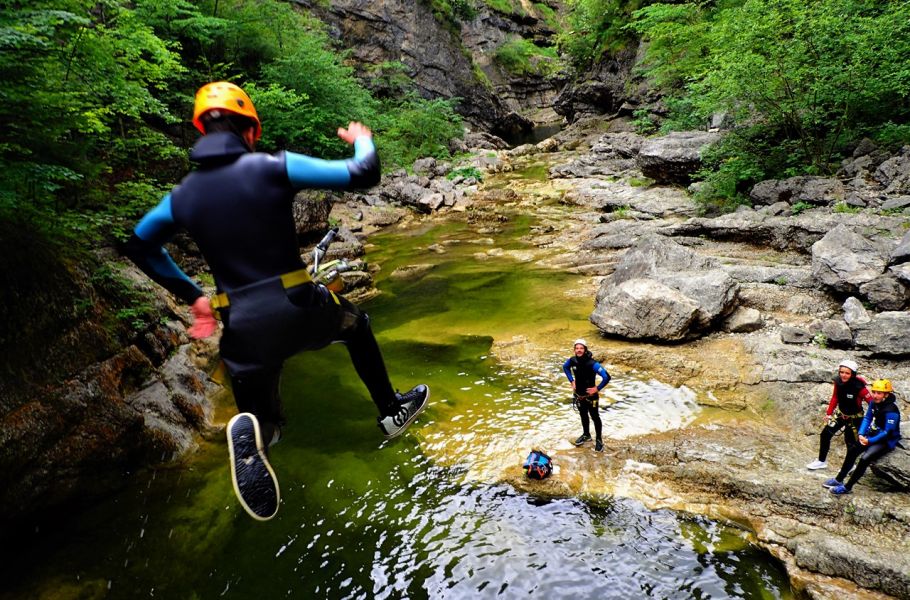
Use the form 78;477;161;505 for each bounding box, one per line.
340;118;910;599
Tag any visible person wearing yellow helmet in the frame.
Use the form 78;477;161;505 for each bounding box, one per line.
826;379;902;495
562;339;611;452
122;81;429;521
806;359;871;470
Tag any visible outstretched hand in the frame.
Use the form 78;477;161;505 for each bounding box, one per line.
337;122;372;144
188;296;217;339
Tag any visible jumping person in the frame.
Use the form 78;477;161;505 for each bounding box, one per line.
562;339;611;452
826;379;902;495
123;81;429;520
806;359;870;470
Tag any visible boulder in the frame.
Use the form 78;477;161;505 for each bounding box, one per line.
636;131;721;184
591;236;739;340
749;176;846;207
858;275;909;311
870;446;910;491
852;311;910;356
780;326;812;344
874;147;910;194
811;225;888;294
842;296;871;326
590;278;699;341
890;230;910;265
819;319;854;348
723;307;763;333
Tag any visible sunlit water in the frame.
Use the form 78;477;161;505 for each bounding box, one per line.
1;214;793;599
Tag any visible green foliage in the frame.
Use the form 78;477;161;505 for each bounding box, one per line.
558;0;646;67
533;3;562;31
374;95;464;167
631;108;658;134
446;166;483;181
872;122;910;151
494;37;560;77
482;0;521;16
812;332;829;349
791;202;813;215
632;0;910;183
833;201;861;214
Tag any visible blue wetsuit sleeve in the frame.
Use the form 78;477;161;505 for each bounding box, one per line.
285;136;380;190
122;194;204;305
858;405;874;437
593;362;611;390
865;411;899;445
562;359;573;382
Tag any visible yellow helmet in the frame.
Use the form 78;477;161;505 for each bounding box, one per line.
192;81;261;140
871;379;893;393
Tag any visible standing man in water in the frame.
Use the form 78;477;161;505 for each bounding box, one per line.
562;339;611;452
123;81;429;521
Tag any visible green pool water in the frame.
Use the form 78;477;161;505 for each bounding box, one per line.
1;212;794;599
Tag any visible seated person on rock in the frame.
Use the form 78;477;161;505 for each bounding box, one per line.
806;359;870;471
825;379;902;495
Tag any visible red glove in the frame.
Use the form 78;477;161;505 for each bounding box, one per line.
188;296;217;339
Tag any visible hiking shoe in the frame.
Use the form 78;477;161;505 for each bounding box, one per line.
595;439;604;452
378;384;430;439
806;460;827;470
822;478;842;489
574;434;591;446
830;484;851;495
227;413;280;521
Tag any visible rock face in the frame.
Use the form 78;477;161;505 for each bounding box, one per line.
590;236;739;340
636;131;722;184
309;0;564;135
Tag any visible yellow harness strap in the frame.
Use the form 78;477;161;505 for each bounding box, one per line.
210;268;314;316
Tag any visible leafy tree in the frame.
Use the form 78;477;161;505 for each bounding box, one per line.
632;0;910;176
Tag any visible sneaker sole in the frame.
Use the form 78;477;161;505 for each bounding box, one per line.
574;439;591;447
382;388;430;440
227;413;280;521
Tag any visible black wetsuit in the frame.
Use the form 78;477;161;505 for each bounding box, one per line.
563;352;611;441
818;375;869;462
123;132;394;442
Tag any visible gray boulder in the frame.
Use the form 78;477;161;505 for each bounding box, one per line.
852;311;910;356
590;236;739;340
780;326;812;344
723;306;763;333
859;275;909;311
636;131;721;184
811;225;888;294
874;146;910;194
749;176;845;207
871;446;910;491
819;319;854;348
842;296;871;326
890;230;910;265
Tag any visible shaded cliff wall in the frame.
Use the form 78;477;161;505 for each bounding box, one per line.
303;0;566;135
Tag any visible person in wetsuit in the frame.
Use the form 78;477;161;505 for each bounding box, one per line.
826;379;902;495
123;81;429;521
806;359;870;471
562;339;611;453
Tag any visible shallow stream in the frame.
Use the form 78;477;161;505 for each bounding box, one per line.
2;207;794;598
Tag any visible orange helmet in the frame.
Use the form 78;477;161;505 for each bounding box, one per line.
871;379;893;393
192;81;261;140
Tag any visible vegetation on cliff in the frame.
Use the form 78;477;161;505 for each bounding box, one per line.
628;0;910;211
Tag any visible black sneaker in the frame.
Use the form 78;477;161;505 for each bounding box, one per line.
378;384;430;439
574;433;591;446
595;439;604;452
227;413;280;521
